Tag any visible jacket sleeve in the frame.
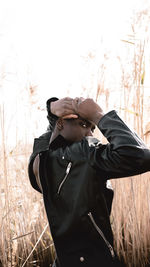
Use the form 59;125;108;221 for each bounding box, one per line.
46;97;59;131
90;110;150;179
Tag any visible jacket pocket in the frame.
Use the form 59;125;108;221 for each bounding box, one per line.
57;162;72;194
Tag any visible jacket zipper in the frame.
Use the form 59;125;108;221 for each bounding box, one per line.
57;162;72;194
88;212;115;258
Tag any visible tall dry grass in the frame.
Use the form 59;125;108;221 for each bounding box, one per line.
0;91;55;266
112;173;150;267
95;12;150;266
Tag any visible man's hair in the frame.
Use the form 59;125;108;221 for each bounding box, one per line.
46;98;59;132
47;116;57;132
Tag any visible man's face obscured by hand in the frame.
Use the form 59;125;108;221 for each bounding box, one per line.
61;117;95;142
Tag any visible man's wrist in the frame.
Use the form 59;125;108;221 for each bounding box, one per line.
93;111;105;125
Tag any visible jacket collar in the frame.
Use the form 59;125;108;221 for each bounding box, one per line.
49;134;72;150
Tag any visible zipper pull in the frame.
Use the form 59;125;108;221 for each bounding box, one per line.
66;162;72;174
108;245;115;258
57;162;72;195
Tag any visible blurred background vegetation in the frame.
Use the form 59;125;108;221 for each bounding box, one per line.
0;0;150;266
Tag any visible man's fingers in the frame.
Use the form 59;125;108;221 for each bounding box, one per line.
51;97;85;118
63;97;74;101
61;98;77;111
61;98;84;115
72;97;85;112
62;114;78;119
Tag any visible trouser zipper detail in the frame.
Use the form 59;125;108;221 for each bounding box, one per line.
88;212;115;258
57;162;72;194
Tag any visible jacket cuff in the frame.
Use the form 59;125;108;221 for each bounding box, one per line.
46;97;59;119
46;97;59;130
97;110;117;128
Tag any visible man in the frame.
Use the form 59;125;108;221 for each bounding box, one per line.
28;97;150;267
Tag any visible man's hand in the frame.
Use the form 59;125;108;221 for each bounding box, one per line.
51;97;78;119
72;98;105;125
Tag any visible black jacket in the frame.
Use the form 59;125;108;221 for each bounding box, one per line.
28;110;150;267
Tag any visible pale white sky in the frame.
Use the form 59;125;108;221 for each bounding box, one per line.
0;0;148;100
0;0;149;144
